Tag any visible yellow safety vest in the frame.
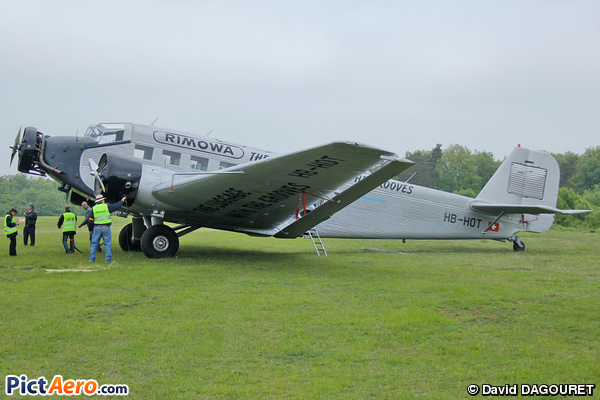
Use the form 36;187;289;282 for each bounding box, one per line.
62;212;77;232
4;214;17;236
93;203;112;225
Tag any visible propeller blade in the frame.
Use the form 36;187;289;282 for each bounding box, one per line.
88;158;106;193
88;157;99;172
9;126;22;167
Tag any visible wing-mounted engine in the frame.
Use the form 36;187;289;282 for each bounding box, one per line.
96;152;143;204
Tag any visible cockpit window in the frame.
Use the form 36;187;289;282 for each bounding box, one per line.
85;123;128;144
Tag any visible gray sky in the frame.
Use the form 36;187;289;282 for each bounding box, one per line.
2;1;599;177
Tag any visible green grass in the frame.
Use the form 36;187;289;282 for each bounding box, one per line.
1;217;599;399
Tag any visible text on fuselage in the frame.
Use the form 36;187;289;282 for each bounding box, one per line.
154;131;252;160
354;176;414;194
444;213;483;228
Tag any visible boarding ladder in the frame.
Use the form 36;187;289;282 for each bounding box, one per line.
304;228;327;256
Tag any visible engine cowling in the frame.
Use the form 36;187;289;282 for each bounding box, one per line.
17;127;42;174
97;152;143;204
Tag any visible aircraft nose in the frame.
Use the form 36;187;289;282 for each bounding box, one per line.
15;126;44;175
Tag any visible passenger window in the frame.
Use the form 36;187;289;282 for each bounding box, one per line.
163;150;181;166
219;161;237;170
134;145;154;160
190;156;209;171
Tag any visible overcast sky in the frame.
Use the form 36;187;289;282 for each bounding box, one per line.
2;1;599;177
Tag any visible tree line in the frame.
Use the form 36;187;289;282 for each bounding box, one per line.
1;144;599;229
0;174;85;217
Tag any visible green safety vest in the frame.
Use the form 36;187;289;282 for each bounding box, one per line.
93;203;112;225
4;214;17;236
62;212;77;232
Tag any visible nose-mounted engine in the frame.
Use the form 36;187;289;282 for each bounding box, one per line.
14;127;48;175
95;152;143;204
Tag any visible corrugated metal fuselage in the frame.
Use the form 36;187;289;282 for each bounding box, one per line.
31;122;554;243
315;178;553;241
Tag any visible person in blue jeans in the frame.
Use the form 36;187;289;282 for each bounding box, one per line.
79;201;101;252
89;193;126;263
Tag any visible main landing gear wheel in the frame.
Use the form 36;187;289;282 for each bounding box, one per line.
140;225;179;258
118;223;146;252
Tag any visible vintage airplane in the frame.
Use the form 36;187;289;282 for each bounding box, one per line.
10;123;413;257
10;123;588;258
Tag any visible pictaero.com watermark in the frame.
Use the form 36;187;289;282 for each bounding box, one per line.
5;375;129;396
467;383;595;397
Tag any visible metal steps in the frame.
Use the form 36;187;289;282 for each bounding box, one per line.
303;228;327;256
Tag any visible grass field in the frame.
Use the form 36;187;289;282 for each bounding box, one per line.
1;217;599;399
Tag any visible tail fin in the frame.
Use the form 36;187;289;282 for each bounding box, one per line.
475;146;560;209
471;147;590;233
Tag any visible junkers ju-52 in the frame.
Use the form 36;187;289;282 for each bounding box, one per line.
10;123;588;258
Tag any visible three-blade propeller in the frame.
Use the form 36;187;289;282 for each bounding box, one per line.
88;158;106;194
9;126;22;167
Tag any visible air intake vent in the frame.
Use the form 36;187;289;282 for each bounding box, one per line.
507;162;547;200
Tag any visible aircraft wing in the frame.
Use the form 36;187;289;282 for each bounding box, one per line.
152;142;403;232
273;157;413;238
470;202;592;215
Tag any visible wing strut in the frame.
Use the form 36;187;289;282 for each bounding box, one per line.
295;191;338;220
295;192;306;220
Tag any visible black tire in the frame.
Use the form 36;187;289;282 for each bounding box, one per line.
118;223;145;252
513;241;525;251
140;224;179;258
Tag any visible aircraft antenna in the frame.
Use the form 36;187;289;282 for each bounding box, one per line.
205;129;214;137
75;129;79;141
404;171;417;184
151;117;159;126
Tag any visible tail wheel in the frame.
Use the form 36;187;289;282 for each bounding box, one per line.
118;223;146;252
513;241;525;251
140;224;179;258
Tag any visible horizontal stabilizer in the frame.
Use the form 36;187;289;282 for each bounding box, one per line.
274;157;414;238
470;202;592;215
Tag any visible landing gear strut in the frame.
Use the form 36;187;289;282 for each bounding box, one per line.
118;222;146;252
510;235;525;251
125;211;200;258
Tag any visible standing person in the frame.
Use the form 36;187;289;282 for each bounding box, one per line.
79;201;101;252
23;203;37;246
57;205;77;254
90;194;126;263
4;208;19;256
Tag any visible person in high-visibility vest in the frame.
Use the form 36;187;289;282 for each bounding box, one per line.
79;201;102;252
57;205;77;254
90;193;126;263
4;208;19;256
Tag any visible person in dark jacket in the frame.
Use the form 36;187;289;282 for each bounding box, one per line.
79;201;102;252
23;203;37;246
4;208;19;256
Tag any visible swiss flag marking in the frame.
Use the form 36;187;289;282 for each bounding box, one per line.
488;222;500;232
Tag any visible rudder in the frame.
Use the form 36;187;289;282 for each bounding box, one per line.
476;146;560;210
